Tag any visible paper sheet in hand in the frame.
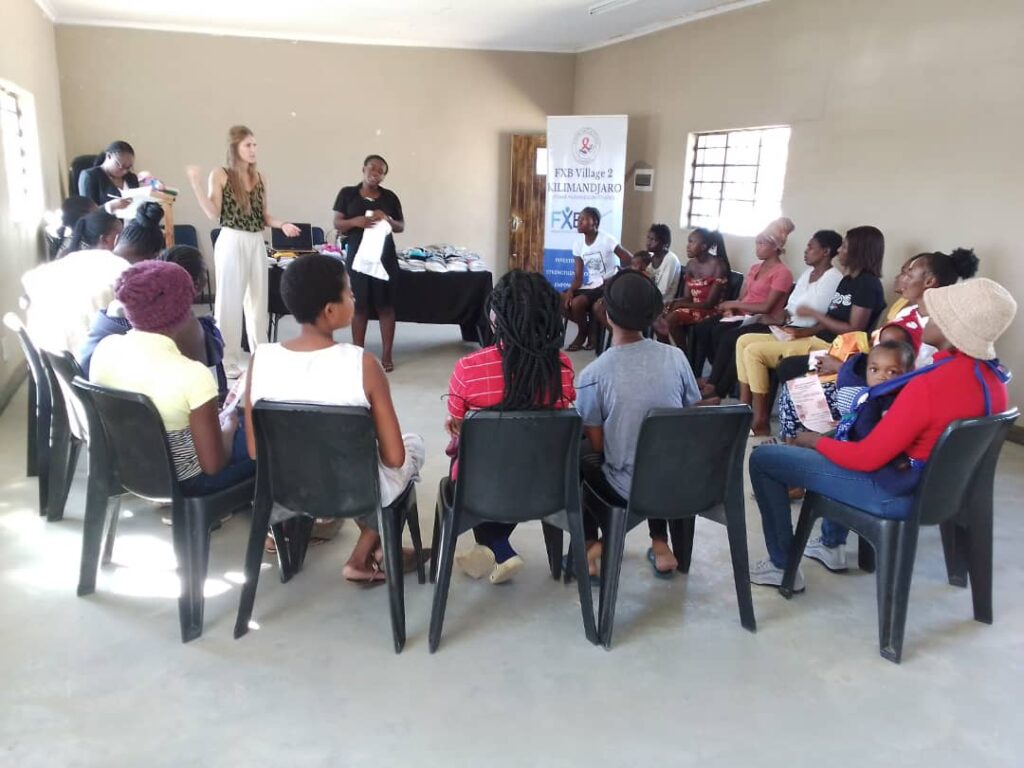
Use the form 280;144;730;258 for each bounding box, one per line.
351;220;392;281
787;375;836;433
769;325;792;341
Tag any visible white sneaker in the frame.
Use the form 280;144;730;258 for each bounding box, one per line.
749;557;805;592
803;537;848;572
455;544;495;579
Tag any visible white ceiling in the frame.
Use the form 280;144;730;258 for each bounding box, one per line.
35;0;767;53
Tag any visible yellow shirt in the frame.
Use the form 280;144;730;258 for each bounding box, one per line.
90;330;217;480
884;296;909;323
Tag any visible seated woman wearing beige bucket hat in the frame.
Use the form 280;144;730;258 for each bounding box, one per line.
746;277;1017;589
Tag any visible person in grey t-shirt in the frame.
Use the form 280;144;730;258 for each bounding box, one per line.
577;269;701;577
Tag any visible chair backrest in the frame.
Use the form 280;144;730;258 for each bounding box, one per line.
69;153;99;194
173;224;199;248
454;410;582;522
627;406;752;520
271;223;313;251
71;378;177;500
41;350;89;440
726;270;744;301
3;312;50;411
251;401;381;520
913;408;1019;526
210;227;221;248
311;226;326;246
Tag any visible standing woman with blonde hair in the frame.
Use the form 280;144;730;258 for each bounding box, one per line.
186;125;300;378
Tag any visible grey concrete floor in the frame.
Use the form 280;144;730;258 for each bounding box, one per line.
1;320;1022;767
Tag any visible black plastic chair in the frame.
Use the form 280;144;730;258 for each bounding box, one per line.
69;153;99;195
726;269;744;301
312;226;326;246
582;406;755;648
4;312;52;517
71;378;255;643
173;224;199;247
429;410;598;652
210;227;221;248
38;351;87;522
781;408;1020;663
235;402;425;653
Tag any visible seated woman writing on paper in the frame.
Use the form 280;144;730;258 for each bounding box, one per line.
333;154;405;373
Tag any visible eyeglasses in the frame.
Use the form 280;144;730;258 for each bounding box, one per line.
111;155;133;172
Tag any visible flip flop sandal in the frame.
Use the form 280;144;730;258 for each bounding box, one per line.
382;361;395;373
565;342;584;352
647;547;676;579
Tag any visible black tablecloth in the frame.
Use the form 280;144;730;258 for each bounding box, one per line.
269;266;494;345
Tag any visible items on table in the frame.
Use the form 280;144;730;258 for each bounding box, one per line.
398;245;490;273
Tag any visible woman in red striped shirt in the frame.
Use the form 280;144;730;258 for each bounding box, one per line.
747;277;1017;591
446;270;577;584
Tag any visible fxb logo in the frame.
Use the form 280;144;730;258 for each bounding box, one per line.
550;207;577;231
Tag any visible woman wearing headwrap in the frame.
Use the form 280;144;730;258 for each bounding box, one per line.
687;217;796;379
748;277;1016;590
90;261;254;496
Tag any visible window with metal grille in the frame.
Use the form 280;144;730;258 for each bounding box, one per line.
1;82;43;225
681;125;791;236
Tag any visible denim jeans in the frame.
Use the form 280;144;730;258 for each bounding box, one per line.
179;422;256;497
748;444;914;567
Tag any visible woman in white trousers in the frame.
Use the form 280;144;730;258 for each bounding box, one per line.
186;125;299;378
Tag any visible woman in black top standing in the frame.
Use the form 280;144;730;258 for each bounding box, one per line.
78;140;139;213
333;155;405;372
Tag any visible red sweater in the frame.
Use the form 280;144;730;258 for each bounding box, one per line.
817;350;1009;471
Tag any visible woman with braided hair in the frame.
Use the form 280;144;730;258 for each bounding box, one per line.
447;269;577;584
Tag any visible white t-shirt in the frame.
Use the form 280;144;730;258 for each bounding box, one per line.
649;250;682;301
21;249;130;354
786;266;844;328
573;231;620;290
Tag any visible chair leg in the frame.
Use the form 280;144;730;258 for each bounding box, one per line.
172;503;212;643
598;508;628;649
429;503;441;584
46;431;81;523
379;506;406;654
542;521;564;580
668;518;696;574
858;536;876;573
77;473;112;597
781;500;817;599
965;507;994;625
428;507;459;653
271;518;298;582
27;378;38;478
35;394;52;517
878;522;917;664
939;520;969;589
403;494;426;585
235;500;275;639
290;515;315;572
101;495;122;565
723;505;757;632
567;511;598;645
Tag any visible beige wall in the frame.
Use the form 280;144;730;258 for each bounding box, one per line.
55;26;575;277
0;0;66;401
575;0;1024;405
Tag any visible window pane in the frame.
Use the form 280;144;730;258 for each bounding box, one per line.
723;182;756;201
702;147;725;166
704;133;727;148
535;147;548;176
724;165;757;184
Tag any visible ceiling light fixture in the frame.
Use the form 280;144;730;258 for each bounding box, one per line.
588;0;641;16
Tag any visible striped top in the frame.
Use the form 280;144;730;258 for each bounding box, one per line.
89;330;219;481
447;345;576;419
220;171;266;233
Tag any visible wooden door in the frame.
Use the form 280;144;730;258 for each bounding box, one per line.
509;134;547;272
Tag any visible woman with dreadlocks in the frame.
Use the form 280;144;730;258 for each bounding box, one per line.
447;269;577;584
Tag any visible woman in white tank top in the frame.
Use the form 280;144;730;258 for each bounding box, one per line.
244;254;424;584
